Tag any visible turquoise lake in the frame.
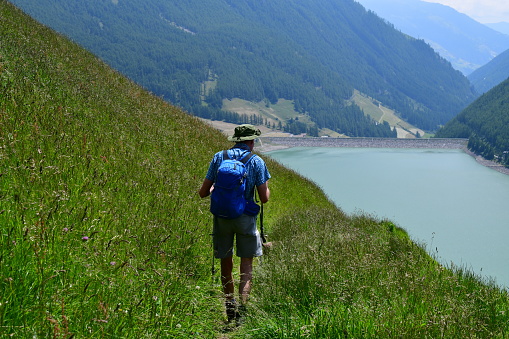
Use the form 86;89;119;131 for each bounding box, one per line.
267;147;509;289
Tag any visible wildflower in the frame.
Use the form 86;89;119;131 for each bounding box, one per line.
110;261;116;266
82;236;89;241
63;228;69;232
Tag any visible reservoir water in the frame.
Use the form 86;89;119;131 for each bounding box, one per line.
267;147;509;289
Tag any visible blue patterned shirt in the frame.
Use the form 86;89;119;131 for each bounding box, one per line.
206;143;271;201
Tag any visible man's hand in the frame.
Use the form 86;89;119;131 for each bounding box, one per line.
257;182;270;203
198;178;214;198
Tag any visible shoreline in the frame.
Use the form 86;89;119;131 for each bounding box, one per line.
258;137;509;176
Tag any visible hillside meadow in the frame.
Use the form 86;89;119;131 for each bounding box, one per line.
1;1;509;338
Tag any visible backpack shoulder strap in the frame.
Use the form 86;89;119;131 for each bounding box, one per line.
224;148;255;164
240;152;255;164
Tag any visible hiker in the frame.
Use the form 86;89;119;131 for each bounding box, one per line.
198;124;271;323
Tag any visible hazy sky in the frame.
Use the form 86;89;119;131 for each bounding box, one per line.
423;0;509;23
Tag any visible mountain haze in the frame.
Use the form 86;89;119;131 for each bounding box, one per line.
468;49;509;94
485;22;509;36
10;0;476;134
356;0;509;75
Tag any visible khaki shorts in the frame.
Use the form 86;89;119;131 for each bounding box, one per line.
213;214;262;259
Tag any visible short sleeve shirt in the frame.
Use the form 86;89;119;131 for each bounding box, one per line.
206;143;271;201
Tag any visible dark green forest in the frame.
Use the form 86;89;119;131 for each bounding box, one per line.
436;78;509;166
10;0;476;136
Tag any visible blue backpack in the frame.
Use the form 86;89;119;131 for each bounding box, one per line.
210;150;255;219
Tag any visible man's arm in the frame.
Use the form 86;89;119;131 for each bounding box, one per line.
257;181;270;204
198;178;214;198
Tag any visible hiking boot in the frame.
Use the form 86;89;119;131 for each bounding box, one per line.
235;304;247;326
225;299;237;323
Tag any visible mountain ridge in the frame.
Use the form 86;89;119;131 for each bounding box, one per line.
485;22;509;35
9;0;476;134
356;0;509;75
436;77;509;165
468;49;509;94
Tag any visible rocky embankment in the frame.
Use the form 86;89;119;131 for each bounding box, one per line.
258;137;509;176
258;137;468;151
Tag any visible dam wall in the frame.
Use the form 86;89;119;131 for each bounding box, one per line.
259;137;469;150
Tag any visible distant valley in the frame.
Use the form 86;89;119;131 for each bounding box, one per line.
357;0;509;75
10;0;476;137
468;49;509;94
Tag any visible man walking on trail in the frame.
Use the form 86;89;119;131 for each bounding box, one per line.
199;124;271;324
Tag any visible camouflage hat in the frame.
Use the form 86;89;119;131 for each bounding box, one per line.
227;124;261;142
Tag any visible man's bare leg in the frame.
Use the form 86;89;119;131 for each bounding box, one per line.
221;256;236;322
221;256;234;298
239;257;253;305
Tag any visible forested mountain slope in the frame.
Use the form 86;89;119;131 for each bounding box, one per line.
356;0;509;75
10;0;477;134
468;49;509;94
2;1;509;337
436;78;509;165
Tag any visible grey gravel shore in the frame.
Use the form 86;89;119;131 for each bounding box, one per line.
258;137;509;176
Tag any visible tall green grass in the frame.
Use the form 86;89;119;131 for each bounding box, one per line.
1;2;228;336
1;1;508;337
238;210;509;337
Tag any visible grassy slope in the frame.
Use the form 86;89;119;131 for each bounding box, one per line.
1;1;508;337
349;90;426;138
221;98;313;131
221;93;426;138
